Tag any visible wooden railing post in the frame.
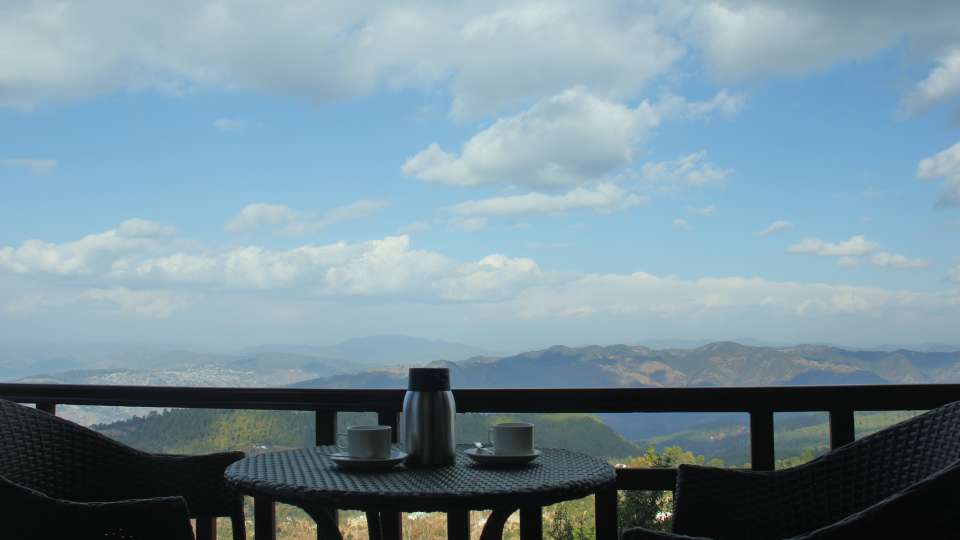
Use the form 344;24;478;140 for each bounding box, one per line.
376;410;403;540
750;409;775;470
195;517;217;540
377;410;400;442
315;411;337;446
35;401;56;415
314;411;338;540
829;408;856;449
254;496;276;540
595;487;618;540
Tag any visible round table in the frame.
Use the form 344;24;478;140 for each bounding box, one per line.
225;445;616;540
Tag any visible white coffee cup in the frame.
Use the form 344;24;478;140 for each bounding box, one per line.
337;425;392;459
488;422;535;456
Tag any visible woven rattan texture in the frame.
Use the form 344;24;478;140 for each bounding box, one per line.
2;474;195;540
666;400;960;540
226;446;615;512
0;398;245;523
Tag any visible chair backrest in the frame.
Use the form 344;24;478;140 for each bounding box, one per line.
0;398;149;501
804;400;960;504
673;401;960;539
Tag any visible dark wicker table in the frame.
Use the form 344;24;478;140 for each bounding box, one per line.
225;445;616;540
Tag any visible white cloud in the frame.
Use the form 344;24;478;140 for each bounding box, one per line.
118;218;176;238
760;220;793;236
403;87;660;189
903;49;960;114
689;2;960;82
0;1;682;117
508;272;958;324
450;183;645;217
3;0;958;125
949;263;960;283
436;254;542;301
655;90;746;119
79;287;190;318
917;142;960;208
788;235;880;257
3;287;189;318
3;158;57;175
788;235;927;269
870;252;929;269
451;217;488;232
838;256;859;268
404;88;743;191
3;224;960;346
225;200;386;235
639;151;731;187
225;203;302;233
398;221;431;234
0;221;170;276
447;3;683;118
3;292;73;315
212;117;246;131
689;205;716;217
0;226;554;304
673;218;689;229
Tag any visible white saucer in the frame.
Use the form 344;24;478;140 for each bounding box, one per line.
464;448;541;466
330;450;407;471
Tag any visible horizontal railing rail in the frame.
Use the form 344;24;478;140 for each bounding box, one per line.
6;382;960;411
4;382;960;540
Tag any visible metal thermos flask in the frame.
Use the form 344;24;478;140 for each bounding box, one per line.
402;367;456;466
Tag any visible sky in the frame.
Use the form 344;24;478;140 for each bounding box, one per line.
2;1;960;352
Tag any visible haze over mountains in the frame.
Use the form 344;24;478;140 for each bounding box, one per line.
293;341;960;390
1;335;496;383
7;336;960;436
2;335;496;424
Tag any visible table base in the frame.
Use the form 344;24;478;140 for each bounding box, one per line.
257;498;543;540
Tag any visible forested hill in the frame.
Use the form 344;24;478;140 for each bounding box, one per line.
95;409;640;459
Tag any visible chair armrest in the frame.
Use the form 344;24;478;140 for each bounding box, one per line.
5;477;194;540
72;497;196;540
671;465;791;538
145;451;245;516
790;462;960;540
670;464;862;539
622;527;712;540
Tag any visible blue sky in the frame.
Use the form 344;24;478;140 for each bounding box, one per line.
2;1;960;351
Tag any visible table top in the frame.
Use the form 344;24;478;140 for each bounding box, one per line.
225;445;616;512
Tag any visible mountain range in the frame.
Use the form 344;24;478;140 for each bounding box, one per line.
291;341;960;440
294;341;960;389
10;339;960;446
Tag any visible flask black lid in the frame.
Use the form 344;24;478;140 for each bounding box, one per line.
408;367;450;391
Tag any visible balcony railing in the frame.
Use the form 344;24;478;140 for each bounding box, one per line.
3;382;960;540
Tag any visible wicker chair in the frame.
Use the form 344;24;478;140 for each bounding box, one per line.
2;473;195;540
623;401;960;540
0;398;246;540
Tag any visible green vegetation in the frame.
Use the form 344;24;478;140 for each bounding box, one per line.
457;413;639;458
96;409;318;454
96;409;639;458
642;410;922;467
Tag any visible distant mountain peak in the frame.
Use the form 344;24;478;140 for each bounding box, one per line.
695;341;756;354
